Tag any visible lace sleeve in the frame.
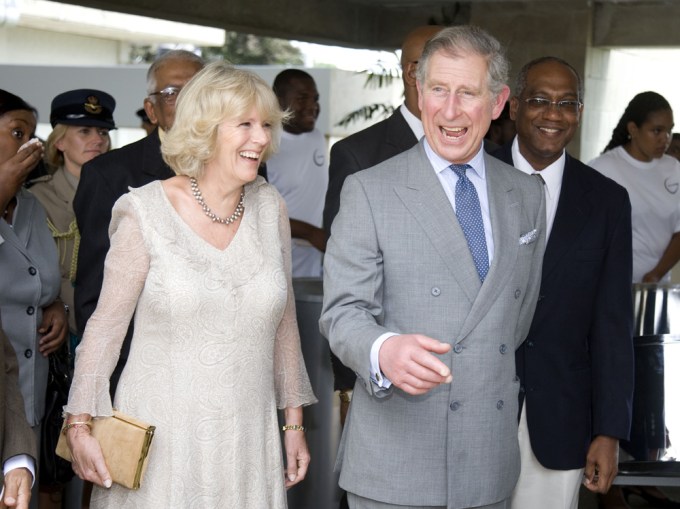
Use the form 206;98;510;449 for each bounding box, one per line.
273;195;317;409
64;195;149;417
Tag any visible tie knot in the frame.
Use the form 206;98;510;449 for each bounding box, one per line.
450;163;472;179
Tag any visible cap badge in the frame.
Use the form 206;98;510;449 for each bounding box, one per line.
84;96;102;114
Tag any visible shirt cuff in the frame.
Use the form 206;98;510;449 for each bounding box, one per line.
370;332;398;389
1;454;35;499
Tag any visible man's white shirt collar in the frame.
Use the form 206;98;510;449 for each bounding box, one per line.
510;136;564;200
399;104;424;141
511;136;564;240
424;138;486;179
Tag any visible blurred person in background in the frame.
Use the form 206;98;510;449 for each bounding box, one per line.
30;89;115;509
589;91;680;508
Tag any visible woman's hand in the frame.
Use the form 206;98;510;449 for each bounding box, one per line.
0;141;43;211
38;301;68;356
65;416;112;489
283;428;310;489
282;406;309;488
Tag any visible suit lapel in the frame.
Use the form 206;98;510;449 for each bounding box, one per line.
392;147;530;338
393;143;480;304
542;155;590;280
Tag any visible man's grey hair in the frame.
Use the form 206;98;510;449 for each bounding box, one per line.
146;50;205;95
416;25;509;97
514;56;584;102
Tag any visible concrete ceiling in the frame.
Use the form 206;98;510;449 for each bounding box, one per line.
54;0;676;50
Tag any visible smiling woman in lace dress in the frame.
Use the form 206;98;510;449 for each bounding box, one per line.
63;62;317;509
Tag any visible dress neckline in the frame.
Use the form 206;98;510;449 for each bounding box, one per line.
154;180;247;254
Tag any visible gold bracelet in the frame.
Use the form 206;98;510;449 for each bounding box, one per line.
62;421;92;435
281;424;305;432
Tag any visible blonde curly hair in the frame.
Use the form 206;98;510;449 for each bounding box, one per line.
162;62;288;178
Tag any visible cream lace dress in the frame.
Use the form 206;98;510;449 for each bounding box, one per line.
65;177;317;508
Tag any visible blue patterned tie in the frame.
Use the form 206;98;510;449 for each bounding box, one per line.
451;164;489;281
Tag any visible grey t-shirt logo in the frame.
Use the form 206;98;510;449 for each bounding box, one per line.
664;177;679;194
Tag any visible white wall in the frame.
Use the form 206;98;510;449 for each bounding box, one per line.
2;63;404;150
0;26;124;65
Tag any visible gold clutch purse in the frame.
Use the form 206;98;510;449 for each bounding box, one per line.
56;410;155;490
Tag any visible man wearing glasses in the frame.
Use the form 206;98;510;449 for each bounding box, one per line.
73;50;204;394
491;57;634;509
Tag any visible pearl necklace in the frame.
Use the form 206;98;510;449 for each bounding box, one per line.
189;177;245;225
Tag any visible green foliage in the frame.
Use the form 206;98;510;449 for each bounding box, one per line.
335;103;396;128
335;58;401;128
202;32;304;65
359;60;400;89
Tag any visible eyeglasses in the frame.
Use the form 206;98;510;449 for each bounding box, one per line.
149;86;181;105
523;97;582;114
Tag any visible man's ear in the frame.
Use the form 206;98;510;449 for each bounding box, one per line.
143;98;158;126
509;97;519;122
416;80;424;114
491;85;511;120
404;61;418;89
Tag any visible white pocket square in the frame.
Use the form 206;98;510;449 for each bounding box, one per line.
519;229;538;245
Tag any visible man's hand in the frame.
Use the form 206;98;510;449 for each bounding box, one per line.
583;435;619;493
1;467;32;509
379;334;452;395
289;219;327;252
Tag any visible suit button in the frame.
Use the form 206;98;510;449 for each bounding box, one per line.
519;385;525;393
431;287;441;296
514;289;521;299
24;349;32;359
499;344;507;354
26;306;35;315
28;266;37;276
453;344;463;354
538;294;545;301
526;340;534;348
497;400;504;410
449;401;460;411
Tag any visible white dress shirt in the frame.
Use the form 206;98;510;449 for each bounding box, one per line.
399;103;424;141
511;136;564;240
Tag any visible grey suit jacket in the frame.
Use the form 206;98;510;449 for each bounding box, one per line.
319;141;546;508
0;315;37;489
0;189;60;425
323;108;418;239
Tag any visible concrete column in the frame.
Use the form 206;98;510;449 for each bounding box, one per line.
469;1;592;158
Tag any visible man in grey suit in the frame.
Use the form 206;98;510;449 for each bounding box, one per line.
323;24;443;431
320;25;546;509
